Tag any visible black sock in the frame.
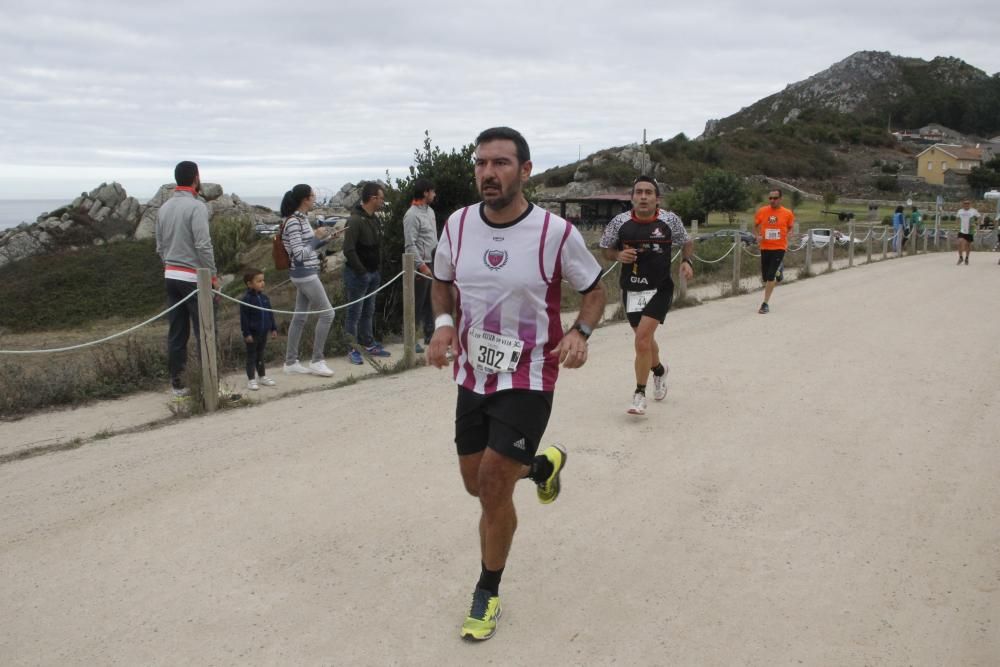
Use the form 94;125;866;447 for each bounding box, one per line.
636;384;646;395
478;562;504;596
528;454;553;484
651;363;665;377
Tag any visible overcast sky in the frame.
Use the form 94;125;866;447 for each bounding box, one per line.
1;0;997;201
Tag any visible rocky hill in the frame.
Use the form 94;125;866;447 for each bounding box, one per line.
533;51;999;199
703;51;998;138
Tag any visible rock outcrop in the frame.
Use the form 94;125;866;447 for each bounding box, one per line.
1;182;269;268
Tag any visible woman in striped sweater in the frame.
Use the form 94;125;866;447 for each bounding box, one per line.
280;184;336;377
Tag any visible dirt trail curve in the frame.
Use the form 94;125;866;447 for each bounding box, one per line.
2;254;998;666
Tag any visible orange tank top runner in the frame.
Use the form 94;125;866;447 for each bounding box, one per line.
754;206;795;250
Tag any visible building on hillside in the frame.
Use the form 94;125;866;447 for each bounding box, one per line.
915;144;984;185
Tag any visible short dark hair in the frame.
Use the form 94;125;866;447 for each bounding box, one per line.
769;188;783;198
412;177;435;200
631;175;660;196
243;268;263;285
174;161;199;187
475;127;530;164
360;182;384;203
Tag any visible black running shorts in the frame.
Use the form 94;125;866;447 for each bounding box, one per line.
622;281;674;328
958;232;974;243
760;249;785;282
454;387;553;465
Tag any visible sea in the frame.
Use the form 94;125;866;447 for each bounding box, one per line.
0;196;283;232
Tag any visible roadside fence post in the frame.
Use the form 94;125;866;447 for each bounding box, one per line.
848;222;855;267
402;253;416;369
196;268;219;413
866;227;873;263
882;230;889;260
677;256;688;303
691;220;699;237
805;230;813;275
827;227;834;272
922;228;928;253
731;232;741;295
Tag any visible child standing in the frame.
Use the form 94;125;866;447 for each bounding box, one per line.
240;269;278;390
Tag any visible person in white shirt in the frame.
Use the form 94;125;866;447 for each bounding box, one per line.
427;127;605;641
955;199;980;265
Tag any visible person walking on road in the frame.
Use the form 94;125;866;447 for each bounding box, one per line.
956;199;980;265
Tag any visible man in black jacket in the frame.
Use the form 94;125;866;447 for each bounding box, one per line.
343;182;391;364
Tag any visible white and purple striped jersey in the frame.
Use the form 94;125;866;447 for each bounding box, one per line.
434;203;602;395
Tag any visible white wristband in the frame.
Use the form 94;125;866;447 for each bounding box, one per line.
435;314;455;330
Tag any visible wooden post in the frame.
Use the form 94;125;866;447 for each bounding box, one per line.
677;255;688;303
827;227;834;272
848;222;855;267
196;268;219;413
731;232;741;295
402;253;415;369
805;230;813;275
882;230;889;259
691;220;699;237
922;228;928;253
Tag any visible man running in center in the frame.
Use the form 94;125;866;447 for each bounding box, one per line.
600;175;693;416
427;127;606;641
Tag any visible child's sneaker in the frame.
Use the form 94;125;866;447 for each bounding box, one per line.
259;376;277;387
247;379;260;391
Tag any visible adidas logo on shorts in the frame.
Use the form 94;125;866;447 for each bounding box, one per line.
511;438;526;450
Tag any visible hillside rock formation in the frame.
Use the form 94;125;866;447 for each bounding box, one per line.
0;182;270;268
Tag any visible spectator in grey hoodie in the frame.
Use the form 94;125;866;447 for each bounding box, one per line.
155;160;216;397
403;177;438;352
280;184;336;378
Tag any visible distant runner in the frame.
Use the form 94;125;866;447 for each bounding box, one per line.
955;199;980;265
600;175;693;415
753;189;795;314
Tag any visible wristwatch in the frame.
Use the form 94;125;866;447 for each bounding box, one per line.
571;322;592;340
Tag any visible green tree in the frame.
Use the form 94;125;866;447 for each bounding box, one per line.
967;157;1000;197
693;169;750;223
665;188;707;226
376;132;479;334
789;189;804;210
822;191;838;216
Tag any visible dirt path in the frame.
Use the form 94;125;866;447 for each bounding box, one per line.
1;253;997;665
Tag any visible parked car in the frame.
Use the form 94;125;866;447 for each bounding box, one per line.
802;228;865;247
695;229;757;246
254;222;280;237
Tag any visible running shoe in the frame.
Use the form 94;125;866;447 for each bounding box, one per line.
627;392;647;415
536;444;568;504
283;361;311;374
347;349;363;365
247;379;259;391
365;343;392;358
415;342;425;354
957;257;964;265
308;360;334;377
758;302;769;314
964;257;969;265
259;376;277;387
652;365;669;401
460;587;502;641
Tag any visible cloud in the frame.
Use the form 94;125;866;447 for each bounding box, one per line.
0;0;997;199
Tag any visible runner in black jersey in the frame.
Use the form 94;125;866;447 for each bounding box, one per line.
600;176;693;415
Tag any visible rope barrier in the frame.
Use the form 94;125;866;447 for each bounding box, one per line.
0;290;199;355
693;242;738;264
214;270;405;315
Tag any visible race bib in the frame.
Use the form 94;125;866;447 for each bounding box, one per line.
765;228;781;240
626;289;658;313
467;328;524;374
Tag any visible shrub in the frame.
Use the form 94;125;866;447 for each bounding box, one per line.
875;175;898;192
211;214;256;274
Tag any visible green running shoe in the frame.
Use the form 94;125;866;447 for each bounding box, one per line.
536;444;568;504
460;587;502;641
